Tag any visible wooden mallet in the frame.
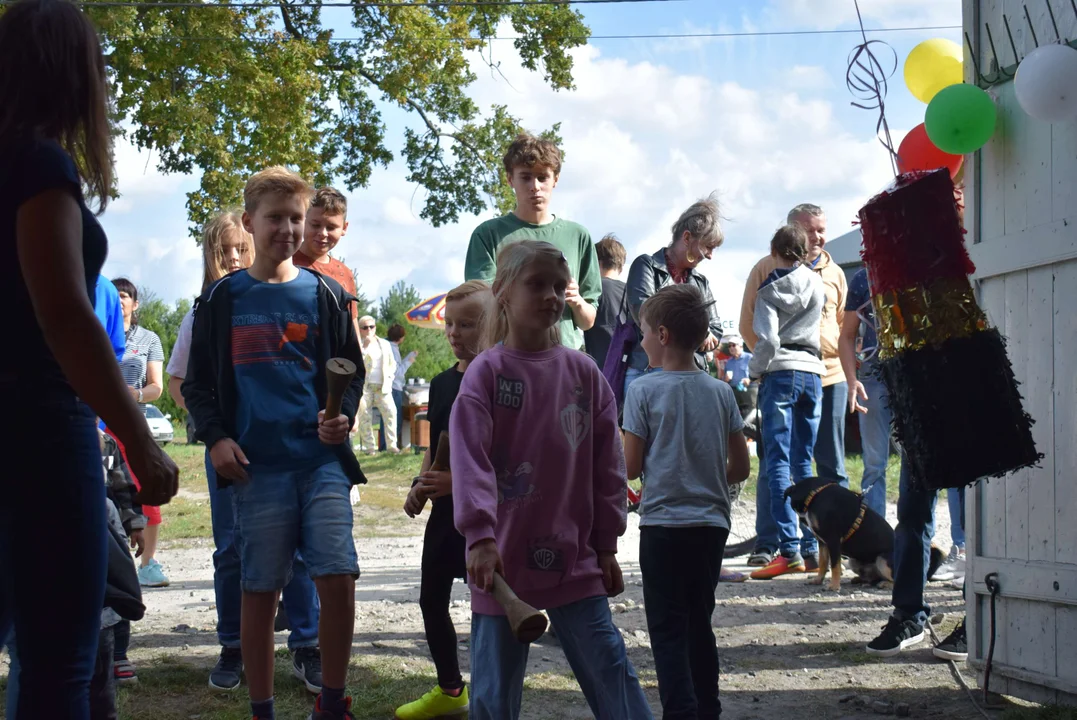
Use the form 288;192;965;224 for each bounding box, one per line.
325;357;357;419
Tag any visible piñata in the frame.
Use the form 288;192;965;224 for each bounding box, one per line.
858;168;1041;490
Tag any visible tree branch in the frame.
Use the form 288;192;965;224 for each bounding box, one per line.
351;65;482;159
278;1;301;39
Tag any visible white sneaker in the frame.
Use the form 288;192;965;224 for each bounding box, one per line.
930;559;956;582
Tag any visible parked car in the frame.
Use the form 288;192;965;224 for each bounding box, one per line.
143;404;174;445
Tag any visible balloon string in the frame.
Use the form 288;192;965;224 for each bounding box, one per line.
847;0;900;176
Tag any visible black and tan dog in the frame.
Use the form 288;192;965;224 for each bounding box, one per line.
785;477;944;591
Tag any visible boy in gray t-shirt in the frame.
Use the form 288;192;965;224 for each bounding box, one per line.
622;284;750;719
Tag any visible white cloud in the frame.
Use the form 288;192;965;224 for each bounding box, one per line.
309;36;895;322
382;196;423;226
98;21;901;328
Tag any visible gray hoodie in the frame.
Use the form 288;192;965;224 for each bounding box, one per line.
748;263;826;378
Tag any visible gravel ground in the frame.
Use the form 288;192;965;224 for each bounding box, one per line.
37;498;997;720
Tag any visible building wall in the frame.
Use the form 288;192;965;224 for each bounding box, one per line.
964;0;1077;705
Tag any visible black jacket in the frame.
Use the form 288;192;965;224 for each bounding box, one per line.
102;432;146;535
625;249;724;371
182;268;367;488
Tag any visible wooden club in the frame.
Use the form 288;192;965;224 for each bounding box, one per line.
491;573;548;644
324;357;357;419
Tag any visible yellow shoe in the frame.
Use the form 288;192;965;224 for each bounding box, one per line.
394;685;468;719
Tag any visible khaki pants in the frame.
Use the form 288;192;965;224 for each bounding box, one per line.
357;385;398;452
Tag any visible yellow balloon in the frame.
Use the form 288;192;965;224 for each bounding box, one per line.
904;38;964;104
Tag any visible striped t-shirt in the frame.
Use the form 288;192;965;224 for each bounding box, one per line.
120;325;164;395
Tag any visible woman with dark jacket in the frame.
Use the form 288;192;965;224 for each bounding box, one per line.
624;193;726;394
0;1;178;717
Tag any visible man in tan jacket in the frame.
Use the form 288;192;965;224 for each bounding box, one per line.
739;203;847;569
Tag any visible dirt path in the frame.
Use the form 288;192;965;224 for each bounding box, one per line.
109;501;995;719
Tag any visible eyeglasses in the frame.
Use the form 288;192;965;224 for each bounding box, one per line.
360;325;375;330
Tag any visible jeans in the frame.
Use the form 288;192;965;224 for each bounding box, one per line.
947;487;966;548
9;625;119;720
470;596;652;720
891;450;937;627
206;453;319;649
815;381;849;487
858;365;892;519
232;460;359;592
640;526;728;720
753;434;778;554
0;392;106;720
759;371;822;557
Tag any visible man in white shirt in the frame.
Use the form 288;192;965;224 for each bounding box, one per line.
355;315;399;454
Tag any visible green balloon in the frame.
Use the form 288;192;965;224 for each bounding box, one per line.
925;83;998;155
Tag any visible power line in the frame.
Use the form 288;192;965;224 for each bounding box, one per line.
5;0;682;7
103;24;962;42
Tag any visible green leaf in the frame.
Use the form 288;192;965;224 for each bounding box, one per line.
77;1;589;236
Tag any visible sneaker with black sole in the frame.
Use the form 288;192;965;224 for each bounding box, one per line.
746;549;775;567
749;552;805;580
113;658;138;685
933;619;968;662
293;646;323;694
866;616;925;657
208;646;243;691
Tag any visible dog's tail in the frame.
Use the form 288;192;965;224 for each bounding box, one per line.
927;545;946;580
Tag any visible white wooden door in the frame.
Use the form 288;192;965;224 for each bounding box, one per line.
964;0;1077;705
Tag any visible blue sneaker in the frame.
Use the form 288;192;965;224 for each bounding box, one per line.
138;561;170;587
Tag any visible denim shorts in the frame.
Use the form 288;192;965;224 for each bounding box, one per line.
232;460;359;592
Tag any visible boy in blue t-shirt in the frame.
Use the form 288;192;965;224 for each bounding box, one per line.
183;166;366;720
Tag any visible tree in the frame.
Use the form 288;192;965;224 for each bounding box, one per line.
79;1;586;235
376;280;455;382
135;289;192;423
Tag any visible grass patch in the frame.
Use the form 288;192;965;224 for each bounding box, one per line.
161;495;213;540
107;652;625;719
112;653;441;719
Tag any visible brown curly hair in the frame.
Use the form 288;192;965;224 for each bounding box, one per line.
502;133;562;177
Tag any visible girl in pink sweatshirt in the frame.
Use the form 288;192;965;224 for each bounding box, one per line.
451;240;652;720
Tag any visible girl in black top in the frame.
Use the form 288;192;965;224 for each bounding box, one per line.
0;2;178;717
396;280;490;719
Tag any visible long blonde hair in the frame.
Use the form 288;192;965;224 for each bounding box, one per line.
481;240;569;351
201;210;253;291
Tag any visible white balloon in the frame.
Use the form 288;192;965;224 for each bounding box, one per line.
1015;43;1077;122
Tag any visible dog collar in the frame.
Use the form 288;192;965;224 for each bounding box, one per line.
802;483;835;511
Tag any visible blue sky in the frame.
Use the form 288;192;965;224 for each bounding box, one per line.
100;0;962;325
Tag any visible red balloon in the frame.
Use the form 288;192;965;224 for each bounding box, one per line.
897;123;964;178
